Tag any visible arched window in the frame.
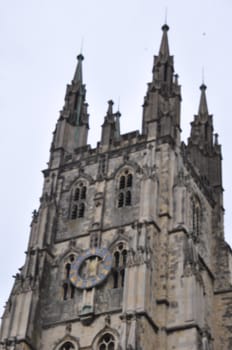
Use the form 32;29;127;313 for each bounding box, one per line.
71;205;78;219
98;333;115;350
78;203;85;218
117;170;133;208
119;175;126;189
127;173;133;187
118;193;124;208
74;188;80;201
125;191;131;206
191;196;201;238
59;342;75;350
81;186;86;199
112;242;127;289
70;182;87;219
62;254;76;300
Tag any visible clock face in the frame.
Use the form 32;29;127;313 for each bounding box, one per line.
69;247;113;289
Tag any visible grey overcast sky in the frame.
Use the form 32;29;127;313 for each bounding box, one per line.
0;0;232;315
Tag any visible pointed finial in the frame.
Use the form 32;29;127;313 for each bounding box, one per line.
161;23;169;32
77;53;84;61
200;83;207;91
73;53;84;84
115;111;121;118
159;23;170;59
198;83;208;115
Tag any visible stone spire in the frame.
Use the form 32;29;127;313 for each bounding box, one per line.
73;53;84;84
142;24;181;145
158;24;170;60
198;83;209;116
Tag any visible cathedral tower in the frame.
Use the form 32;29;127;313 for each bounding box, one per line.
1;25;232;350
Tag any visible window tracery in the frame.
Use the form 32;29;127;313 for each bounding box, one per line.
98;333;115;350
112;242;127;288
117;170;133;208
70;182;87;219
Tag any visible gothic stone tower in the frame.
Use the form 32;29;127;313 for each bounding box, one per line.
1;25;232;350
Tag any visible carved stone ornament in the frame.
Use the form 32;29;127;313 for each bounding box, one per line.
142;164;157;180
135;247;145;265
127;249;135;267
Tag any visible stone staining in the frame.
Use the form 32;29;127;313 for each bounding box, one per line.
0;24;232;350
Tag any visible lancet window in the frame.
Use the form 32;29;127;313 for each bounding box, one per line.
62;254;76;300
117;170;133;208
70;182;87;219
98;333;115;350
112;242;127;289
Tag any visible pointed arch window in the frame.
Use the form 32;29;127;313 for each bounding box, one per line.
125;191;131;206
112;242;127;289
127;173;133;187
98;333;115;350
70;182;87;219
119;175;126;189
62;254;76;300
117;170;133;208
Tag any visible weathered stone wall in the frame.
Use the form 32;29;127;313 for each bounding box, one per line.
167;327;199;350
213;291;232;350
